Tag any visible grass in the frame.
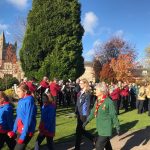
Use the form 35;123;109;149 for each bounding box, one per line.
3;105;150;150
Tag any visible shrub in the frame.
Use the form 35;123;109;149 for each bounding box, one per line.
0;76;19;91
4;89;14;97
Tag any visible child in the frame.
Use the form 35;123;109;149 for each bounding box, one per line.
0;91;16;149
35;91;56;150
8;83;37;150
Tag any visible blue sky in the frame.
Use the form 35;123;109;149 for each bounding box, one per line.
0;0;150;62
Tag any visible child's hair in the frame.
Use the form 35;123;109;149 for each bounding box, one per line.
0;91;9;102
42;92;54;104
18;83;31;95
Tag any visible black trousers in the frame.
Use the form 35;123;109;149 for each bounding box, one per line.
36;134;54;150
143;98;148;112
123;96;129;111
130;94;136;109
113;100;119;115
137;100;144;114
14;134;32;150
0;133;16;150
75;116;94;150
58;92;65;106
96;135;112;150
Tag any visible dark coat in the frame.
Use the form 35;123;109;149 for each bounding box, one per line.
75;91;91;118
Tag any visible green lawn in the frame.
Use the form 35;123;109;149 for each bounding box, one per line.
3;105;150;150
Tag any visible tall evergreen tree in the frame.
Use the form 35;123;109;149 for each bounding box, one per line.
20;0;85;80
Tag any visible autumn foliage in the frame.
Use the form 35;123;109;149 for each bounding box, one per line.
99;62;117;83
110;53;136;81
92;37;137;82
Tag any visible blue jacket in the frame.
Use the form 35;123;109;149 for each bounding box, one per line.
0;102;14;133
13;95;37;141
39;103;56;137
75;91;91;117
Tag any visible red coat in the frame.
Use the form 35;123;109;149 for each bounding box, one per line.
110;88;120;101
49;82;60;97
26;81;36;93
120;86;129;97
40;80;49;89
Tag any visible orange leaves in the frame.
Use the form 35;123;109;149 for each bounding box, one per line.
99;53;136;82
110;53;136;81
99;62;116;83
92;37;137;82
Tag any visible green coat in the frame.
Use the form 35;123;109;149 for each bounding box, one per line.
88;97;120;136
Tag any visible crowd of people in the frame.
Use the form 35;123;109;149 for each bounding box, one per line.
0;76;150;150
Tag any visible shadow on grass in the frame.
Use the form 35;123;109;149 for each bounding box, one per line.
31;120;141;150
120;120;139;135
33;128;96;150
120;126;150;150
112;120;139;137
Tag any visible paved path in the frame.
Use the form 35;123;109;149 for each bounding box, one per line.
53;126;150;150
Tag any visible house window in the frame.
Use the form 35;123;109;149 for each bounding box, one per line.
142;70;147;76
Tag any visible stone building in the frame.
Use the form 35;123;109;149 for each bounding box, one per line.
79;61;95;82
0;32;24;80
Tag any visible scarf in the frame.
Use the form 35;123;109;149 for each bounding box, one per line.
94;95;107;117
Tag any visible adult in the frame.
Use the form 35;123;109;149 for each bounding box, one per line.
26;77;37;96
120;82;129;112
74;78;94;150
110;84;120;115
137;84;146;114
83;83;120;150
40;76;49;90
49;78;60;104
38;76;49;107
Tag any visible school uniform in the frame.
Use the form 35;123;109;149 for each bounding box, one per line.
0;102;16;149
35;94;56;150
75;91;94;150
8;95;37;150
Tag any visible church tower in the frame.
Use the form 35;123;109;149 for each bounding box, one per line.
0;32;5;66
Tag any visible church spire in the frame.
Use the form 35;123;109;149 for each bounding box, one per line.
1;31;5;44
0;31;5;67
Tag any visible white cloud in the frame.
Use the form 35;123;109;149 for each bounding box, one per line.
0;23;8;31
83;12;99;35
93;40;102;48
85;40;102;57
6;30;11;35
113;30;124;37
6;0;28;9
86;49;95;57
